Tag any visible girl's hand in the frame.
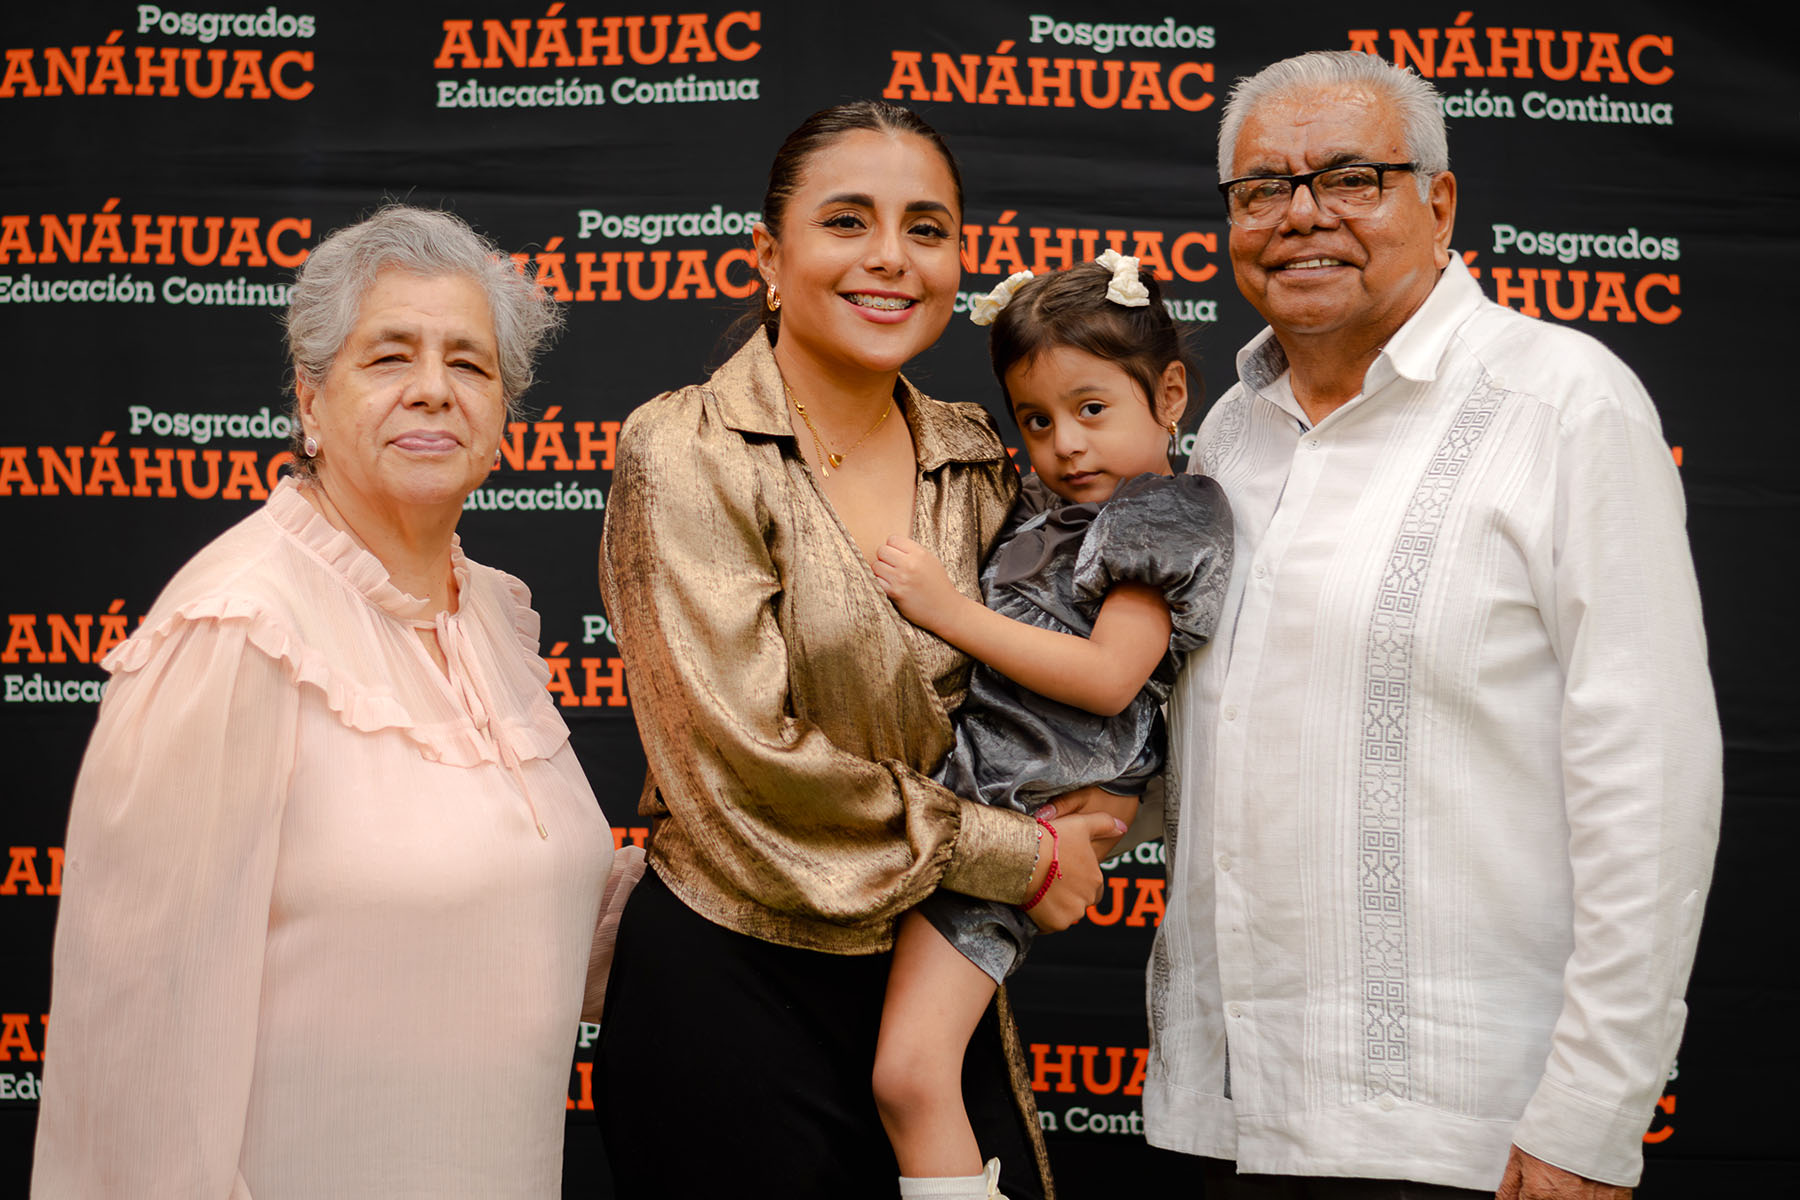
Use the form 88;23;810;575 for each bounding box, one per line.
1024;812;1128;932
873;536;964;632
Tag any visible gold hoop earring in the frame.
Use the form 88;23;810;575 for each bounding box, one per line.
765;283;781;311
1166;421;1181;459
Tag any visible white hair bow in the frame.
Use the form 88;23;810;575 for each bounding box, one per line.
968;270;1036;326
1096;249;1150;308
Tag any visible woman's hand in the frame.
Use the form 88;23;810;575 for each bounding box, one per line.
1024;811;1128;932
873;536;967;633
1039;785;1139;867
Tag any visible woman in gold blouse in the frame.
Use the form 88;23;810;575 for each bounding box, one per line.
597;102;1122;1199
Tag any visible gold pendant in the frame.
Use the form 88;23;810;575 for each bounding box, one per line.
827;452;844;470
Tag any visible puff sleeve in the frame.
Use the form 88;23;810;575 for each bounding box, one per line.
1072;472;1234;660
32;616;297;1200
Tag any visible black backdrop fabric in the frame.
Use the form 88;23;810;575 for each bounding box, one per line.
2;2;1795;1194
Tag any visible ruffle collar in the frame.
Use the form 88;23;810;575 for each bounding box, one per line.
265;477;472;626
104;478;571;777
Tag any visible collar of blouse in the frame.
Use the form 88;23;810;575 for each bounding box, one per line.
708;330;1009;473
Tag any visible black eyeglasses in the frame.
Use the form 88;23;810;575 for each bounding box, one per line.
1217;162;1419;228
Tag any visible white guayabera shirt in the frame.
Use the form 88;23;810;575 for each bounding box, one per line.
1145;256;1720;1191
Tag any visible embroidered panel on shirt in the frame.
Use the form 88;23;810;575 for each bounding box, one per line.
1199;394;1249;477
1148;930;1175;1073
1147;738;1181;1080
1357;373;1506;1100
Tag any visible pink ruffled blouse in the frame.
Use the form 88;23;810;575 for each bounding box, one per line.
32;478;611;1200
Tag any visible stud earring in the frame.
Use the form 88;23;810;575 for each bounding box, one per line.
765;283;781;311
492;447;502;469
303;434;319;457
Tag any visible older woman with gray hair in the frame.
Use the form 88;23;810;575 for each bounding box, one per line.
32;205;623;1199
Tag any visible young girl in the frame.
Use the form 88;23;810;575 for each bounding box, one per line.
870;251;1234;1199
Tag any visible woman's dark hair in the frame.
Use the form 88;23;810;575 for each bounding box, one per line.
988;262;1197;423
748;100;965;346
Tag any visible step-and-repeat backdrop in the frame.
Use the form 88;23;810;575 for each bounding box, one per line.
3;2;1793;1193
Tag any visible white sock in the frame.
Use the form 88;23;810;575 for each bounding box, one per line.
897;1172;987;1199
898;1158;1005;1200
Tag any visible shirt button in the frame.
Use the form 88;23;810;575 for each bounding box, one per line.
1223;705;1238;721
1253;564;1267;579
1378;1095;1397;1112
1217;853;1232;872
1227;1003;1245;1019
1306;438;1320;451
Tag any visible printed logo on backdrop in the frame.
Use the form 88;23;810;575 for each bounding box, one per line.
1645;1060;1680;1147
882;13;1217;113
455;393;627;701
0;403;300;505
955;209;1225;337
1024;840;1164;1137
486;207;749;525
463;404;617;514
0;204;318;511
0;1012;47;1105
1349;14;1675;129
1464;229;1681;328
432;6;764;112
1031;1040;1151;1135
1091;839;1168;929
0;201;312;312
2;606;139;707
508;204;761;308
474;209;753;515
1;846;64;896
1345;20;1682;332
540;614;630;712
0;6;317;101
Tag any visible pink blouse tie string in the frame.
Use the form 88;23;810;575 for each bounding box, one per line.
434;612;550;840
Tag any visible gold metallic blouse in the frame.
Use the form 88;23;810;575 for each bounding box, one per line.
600;330;1035;954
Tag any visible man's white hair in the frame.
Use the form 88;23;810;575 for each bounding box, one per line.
1217;50;1449;201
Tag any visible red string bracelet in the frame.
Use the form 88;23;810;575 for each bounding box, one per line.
1021;814;1061;912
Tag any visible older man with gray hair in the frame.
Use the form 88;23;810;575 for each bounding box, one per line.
1145;50;1720;1199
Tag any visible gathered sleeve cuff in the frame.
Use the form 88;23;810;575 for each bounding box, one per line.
1512;1076;1673;1189
936;795;1042;901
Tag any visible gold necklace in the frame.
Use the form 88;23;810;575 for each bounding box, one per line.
783;381;892;478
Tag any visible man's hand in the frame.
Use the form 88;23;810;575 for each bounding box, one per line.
873;535;965;633
1494;1146;1631;1200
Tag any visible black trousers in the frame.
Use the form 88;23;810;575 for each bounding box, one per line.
597;868;1045;1200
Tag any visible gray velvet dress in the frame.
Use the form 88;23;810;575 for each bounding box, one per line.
920;470;1233;982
